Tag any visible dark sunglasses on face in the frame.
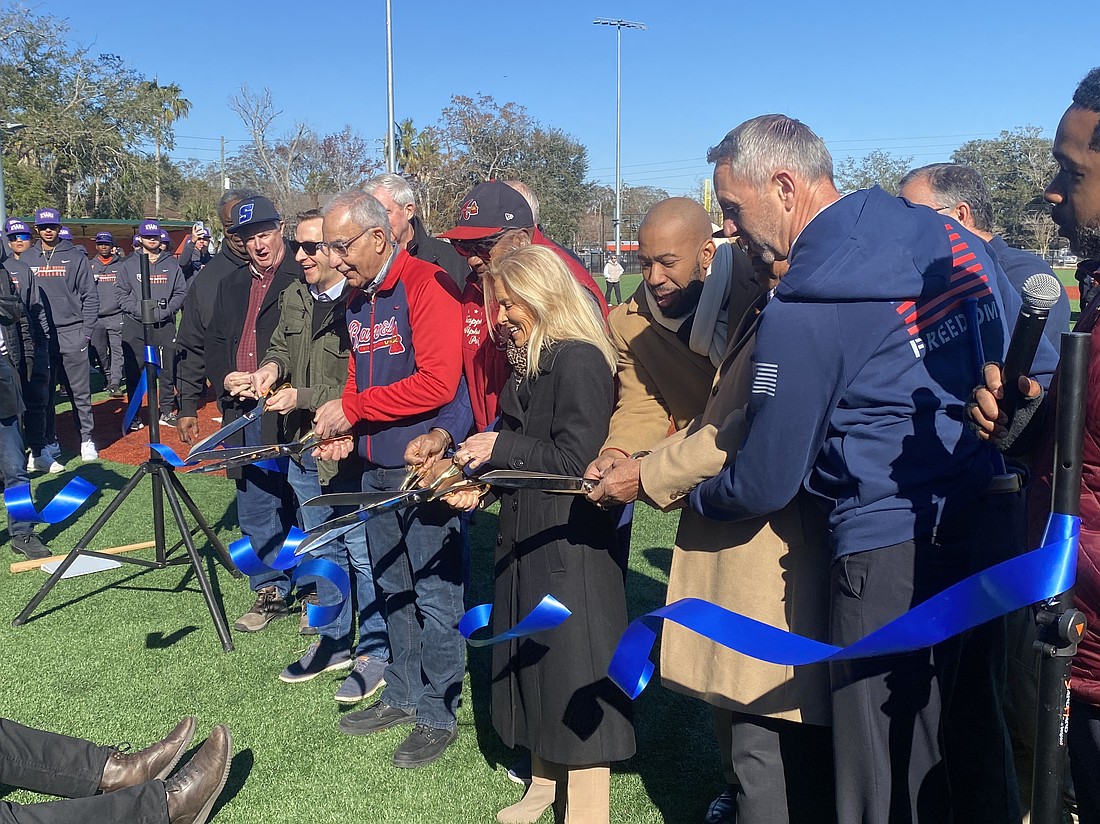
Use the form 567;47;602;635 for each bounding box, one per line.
291;239;324;256
452;231;508;259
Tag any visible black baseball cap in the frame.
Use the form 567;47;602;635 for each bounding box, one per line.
227;196;281;235
438;182;534;241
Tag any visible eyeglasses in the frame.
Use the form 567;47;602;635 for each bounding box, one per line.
317;228;368;258
452;231;508;259
291;240;324;257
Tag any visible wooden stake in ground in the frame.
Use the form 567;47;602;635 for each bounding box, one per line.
9;541;157;574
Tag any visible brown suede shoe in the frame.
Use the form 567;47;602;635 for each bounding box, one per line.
99;716;197;793
232;586;289;632
165;725;232;824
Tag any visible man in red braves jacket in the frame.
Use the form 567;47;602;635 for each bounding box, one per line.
313;190;468;769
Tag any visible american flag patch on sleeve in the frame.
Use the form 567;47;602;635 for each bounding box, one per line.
752;362;778;396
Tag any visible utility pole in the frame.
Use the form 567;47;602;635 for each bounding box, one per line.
220;136;226;190
593;17;647;262
386;0;396;174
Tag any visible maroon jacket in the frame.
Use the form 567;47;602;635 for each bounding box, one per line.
1028;294;1100;707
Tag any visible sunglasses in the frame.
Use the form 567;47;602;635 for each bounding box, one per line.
8;234;31;242
291;239;324;257
452;231;509;259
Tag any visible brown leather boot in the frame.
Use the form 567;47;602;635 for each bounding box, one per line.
563;764;610;824
497;754;559;823
99;716;197;793
165;725;233;824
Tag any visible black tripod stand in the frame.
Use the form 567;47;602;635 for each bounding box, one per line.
12;252;242;651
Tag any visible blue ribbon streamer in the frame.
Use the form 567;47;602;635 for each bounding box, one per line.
459;594;572;647
121;346;160;434
229;528;350;628
608;512;1080;699
4;477;97;524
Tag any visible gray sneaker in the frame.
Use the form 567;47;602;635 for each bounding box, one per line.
11;533;50;560
334;655;387;704
279;641;352;684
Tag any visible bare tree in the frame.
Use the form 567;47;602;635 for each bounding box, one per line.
228;85;309;210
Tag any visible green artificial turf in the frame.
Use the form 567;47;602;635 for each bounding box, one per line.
1;460;719;822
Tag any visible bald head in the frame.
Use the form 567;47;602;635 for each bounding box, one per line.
640;197;714;247
638;197;717;319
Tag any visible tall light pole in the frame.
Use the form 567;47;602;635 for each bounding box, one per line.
593;17;646;263
385;0;397;173
0;122;27;227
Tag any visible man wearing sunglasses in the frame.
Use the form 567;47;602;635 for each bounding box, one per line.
206;195;301;633
21;207;99;463
2;220;53;473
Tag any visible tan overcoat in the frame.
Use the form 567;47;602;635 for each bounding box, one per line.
602;286;716;456
639;296;833;726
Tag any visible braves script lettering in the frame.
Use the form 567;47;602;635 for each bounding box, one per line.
349;316;406;355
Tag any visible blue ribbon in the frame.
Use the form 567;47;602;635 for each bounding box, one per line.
459;594;572;647
4;477;97;524
608;512;1080;699
229;528;350;628
121;345;160;434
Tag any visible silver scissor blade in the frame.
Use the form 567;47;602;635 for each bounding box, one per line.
478;470;595;494
304;491;406;508
185;399;266;460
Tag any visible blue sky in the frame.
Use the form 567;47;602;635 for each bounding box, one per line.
42;0;1099;197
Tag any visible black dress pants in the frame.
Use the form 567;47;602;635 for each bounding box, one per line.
0;718;167;824
712;706;835;824
829;495;1020;824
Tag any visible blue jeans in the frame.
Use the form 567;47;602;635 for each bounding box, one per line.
0;415;31;537
234;415;293;596
286;455;388;659
363;465;464;730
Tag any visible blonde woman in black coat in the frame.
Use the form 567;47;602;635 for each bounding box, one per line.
446;244;634;824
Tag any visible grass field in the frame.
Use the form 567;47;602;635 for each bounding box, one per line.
0;459;719;823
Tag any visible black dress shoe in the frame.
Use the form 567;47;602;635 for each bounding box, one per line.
338;700;415;736
165;725;232;824
99;716;197;793
392;724;458;768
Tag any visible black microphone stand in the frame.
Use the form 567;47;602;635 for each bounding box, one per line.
13;250;242;651
1031;331;1090;822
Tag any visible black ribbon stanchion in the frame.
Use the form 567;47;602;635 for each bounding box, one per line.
13;249;242;651
1032;331;1090;823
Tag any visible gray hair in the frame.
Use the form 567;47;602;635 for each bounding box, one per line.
218;188;261;213
898;163;994;233
706;114;834;187
366;173;416;208
322;190;392;241
505;180;540;224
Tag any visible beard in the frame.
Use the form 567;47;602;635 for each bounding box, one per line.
1065;218;1100;258
654;263;705;319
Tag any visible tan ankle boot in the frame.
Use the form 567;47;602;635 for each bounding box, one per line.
562;764;610;824
497;755;559;824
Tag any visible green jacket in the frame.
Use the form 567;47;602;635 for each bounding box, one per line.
262;279;353;485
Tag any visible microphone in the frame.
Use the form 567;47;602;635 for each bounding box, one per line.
1002;272;1062;418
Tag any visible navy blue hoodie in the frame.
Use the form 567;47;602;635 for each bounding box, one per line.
690;187;1058;557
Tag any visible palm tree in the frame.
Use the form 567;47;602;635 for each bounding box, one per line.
140;79;191;216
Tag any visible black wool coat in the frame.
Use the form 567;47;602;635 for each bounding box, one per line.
488;340;635;765
205;245;301;476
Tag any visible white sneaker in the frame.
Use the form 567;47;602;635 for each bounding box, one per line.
26;453;34;473
80;440;98;462
33;453;65;474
